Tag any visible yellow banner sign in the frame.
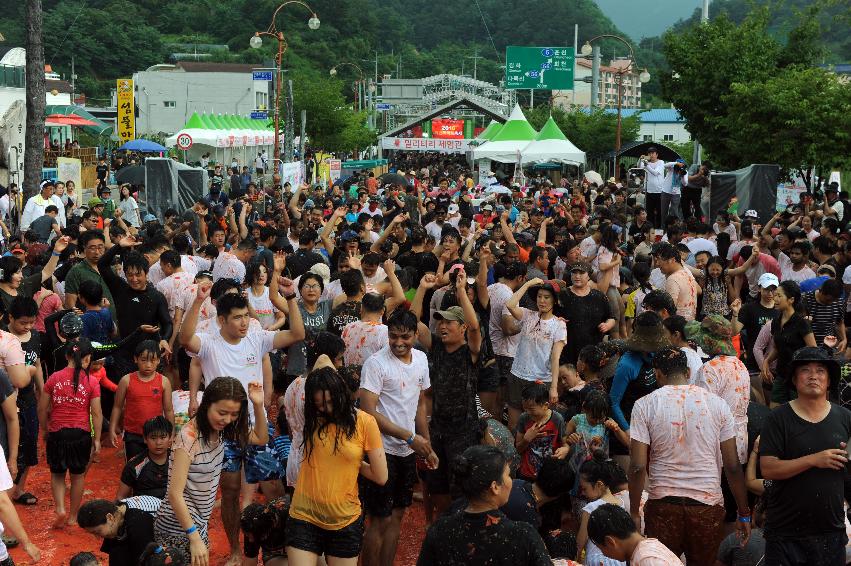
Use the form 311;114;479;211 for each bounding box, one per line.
116;79;135;142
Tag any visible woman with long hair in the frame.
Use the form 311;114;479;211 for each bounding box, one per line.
761;280;816;406
286;367;387;565
245;262;285;330
39;337;101;528
0;236;69;315
594;224;625;339
117;183;141;228
699;256;733;319
154;376;268;565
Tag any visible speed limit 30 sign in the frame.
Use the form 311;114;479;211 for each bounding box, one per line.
176;133;193;150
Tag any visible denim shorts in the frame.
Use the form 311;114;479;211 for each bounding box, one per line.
223;423;283;483
286;514;364;559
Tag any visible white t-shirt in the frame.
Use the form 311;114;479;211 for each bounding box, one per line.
211;251;246;284
360;346;430;457
630;385;735;506
778;252;816;284
341;321;388;367
579;236;599;260
247;286;276;330
649;267;666;290
713;222;738;242
155;271;196;318
425;221;446;242
509;308;567;382
488;283;519;357
196;329;275;422
686;237;718;257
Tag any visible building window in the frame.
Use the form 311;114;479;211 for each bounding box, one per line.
163;101;176;108
643;135;653;141
663;134;674;141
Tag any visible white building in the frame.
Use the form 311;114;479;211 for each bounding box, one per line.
554;57;643;109
132;61;272;135
619;108;691;144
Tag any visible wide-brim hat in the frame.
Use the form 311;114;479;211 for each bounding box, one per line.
692;315;736;357
790;347;840;392
624;312;671;353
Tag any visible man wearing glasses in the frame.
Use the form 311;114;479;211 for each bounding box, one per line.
64;230;115;318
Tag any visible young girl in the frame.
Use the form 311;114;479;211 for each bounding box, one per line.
39;337;102;528
154;376;268;564
565;391;629;489
108;341;175;461
245;262;286;331
700;256;732;318
575;451;627;565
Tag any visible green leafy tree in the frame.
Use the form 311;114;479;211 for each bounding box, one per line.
723;67;851;185
526;105;640;157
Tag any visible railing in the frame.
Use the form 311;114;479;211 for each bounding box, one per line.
0;65;25;89
43;147;99;167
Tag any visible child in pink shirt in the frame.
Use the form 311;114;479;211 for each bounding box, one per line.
38;337;102;528
587;502;683;565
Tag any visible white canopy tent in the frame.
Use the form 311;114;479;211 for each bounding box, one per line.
472;104;538;163
520;116;585;166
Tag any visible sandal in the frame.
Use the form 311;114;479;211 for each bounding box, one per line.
12;492;37;505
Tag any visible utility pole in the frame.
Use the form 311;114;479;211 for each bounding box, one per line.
694;0;709;166
24;0;45;201
590;45;601;108
466;47;484;80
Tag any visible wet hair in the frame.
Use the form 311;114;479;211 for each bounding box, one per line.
632;261;652;291
139;542;189;566
362;251;381;267
582;390;611;422
172;234;192;255
306;331;345;369
216;292;249;319
521;382;550;405
529;246;548;265
65;337;93;391
244;261;268;287
199;243;219;259
543;530;579;560
579;450;620;489
652;346;689;378
662;314;688;341
361;292;385;314
386;309;418;334
70;552;100;566
536;457;575;498
195;376;249;446
134;339;161;359
578;344;606;372
211;278;240;302
642;289;676;316
78;278;104;306
302;367;357;462
124;251;150;274
8;296;37;319
453;445;508;500
339;269;365;296
159;249;181;269
820;278;842;300
77;498;119;528
587;503;637;547
241;498;289;544
608;459;628;490
778;279;804;313
143;415;173;438
298;272;324;293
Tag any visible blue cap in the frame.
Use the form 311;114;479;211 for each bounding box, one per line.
303;199;315;210
143;213;157;223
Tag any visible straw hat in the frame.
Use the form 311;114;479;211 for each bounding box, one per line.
623;311;671;353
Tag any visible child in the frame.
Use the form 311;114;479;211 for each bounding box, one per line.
69;552;100;566
108;341;174;460
586;503;682;564
556;363;584;422
575;451;627;565
514;382;568;482
565;390;629;466
116;416;172;500
39;337;102;528
544;530;580;566
240;496;290;566
78;279;115;343
139;543;188;566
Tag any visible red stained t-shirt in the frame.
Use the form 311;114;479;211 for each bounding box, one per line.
44;366;101;433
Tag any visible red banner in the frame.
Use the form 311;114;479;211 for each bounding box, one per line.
432;119;464;139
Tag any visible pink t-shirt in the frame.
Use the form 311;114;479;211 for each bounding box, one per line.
593;247;620;288
341;321;389;367
156;271;197;318
44;366;101;432
665;268;698;321
630;385;735;506
34;290;63;333
0;330;26;370
283;376;306;487
177;284;216;324
631;538;682;565
695;355;750;464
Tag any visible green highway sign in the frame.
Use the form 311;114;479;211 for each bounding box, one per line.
505;46;575;90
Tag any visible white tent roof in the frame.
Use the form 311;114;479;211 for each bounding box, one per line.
520;116;585;166
165;128;221;148
472;104;537;163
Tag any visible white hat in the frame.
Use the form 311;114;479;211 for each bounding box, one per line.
448;203;459;214
757;273;779;288
744;209;759;218
308;263;331;284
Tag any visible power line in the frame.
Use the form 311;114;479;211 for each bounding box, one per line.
473;0;501;63
48;0;89;67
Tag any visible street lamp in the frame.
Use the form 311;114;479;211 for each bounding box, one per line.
329;62;366;113
581;35;650;182
250;1;320;168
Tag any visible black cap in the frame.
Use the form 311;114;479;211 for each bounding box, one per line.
790;346;839;396
646;146;658;153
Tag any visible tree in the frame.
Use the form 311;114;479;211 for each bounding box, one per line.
723;67;851;186
24;0;45;200
525;105;641;157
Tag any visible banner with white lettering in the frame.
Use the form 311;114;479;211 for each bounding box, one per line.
380;137;472;154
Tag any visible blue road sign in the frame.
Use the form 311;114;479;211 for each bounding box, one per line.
252;71;273;81
250;111;268;119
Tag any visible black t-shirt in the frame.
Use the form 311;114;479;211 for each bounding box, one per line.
397;251;439;283
96;164;109;180
448;479;541;528
16;331;41;408
770;314;813;380
760;402;851;538
429;336;478;435
120;451;169;499
417;509;551;566
558;288;612;365
737;302;779;371
328;300;361;336
99;507;155;566
243;496;289;559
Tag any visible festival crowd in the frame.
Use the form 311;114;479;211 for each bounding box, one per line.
0;146;847;566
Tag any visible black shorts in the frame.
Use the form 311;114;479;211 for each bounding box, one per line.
16;403;39;472
286;514;364;559
46;428;92;475
477;363;500;393
427;430;479;496
124;432;146;461
360;453;417;517
495;355;513;386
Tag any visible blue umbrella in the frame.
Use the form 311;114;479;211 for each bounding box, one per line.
118;139;167;152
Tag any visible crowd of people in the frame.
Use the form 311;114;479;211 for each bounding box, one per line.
0;146;847;566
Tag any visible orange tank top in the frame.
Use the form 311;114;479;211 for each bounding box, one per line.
123;372;165;435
